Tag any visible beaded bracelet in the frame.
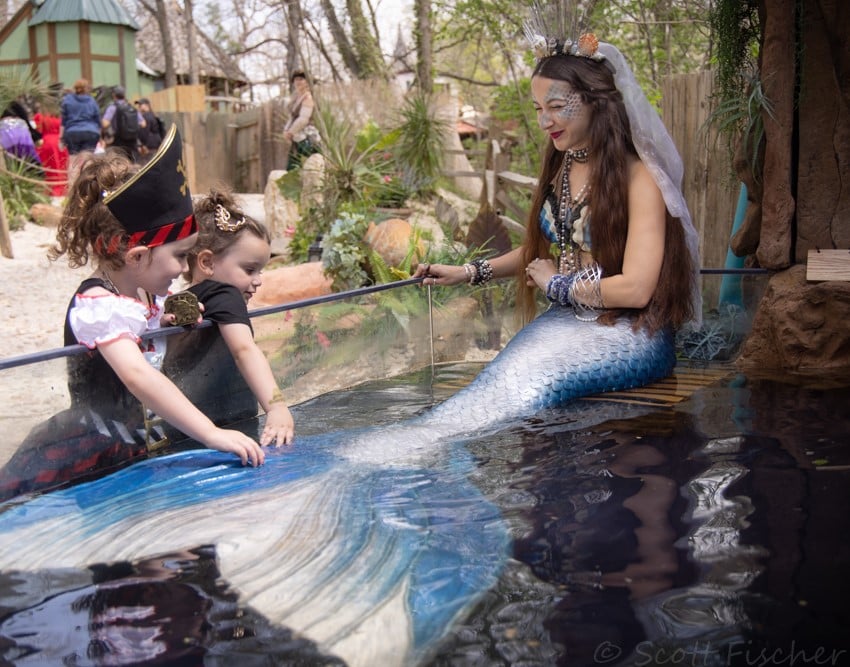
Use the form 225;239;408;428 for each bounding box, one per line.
470;259;493;285
545;273;576;305
462;263;475;284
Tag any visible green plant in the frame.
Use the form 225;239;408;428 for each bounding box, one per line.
0;69;50;117
311;106;397;223
706;0;763;177
490;77;542;176
707;73;774;182
321;211;371;291
0;154;49;226
392;92;450;196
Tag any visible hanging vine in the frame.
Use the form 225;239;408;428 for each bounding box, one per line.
706;0;765;179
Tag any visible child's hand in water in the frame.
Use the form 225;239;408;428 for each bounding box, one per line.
206;428;266;466
262;404;295;446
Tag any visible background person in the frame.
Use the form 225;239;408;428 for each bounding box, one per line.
33;98;69;196
282;70;319;170
0;109;42;175
135;97;163;164
60;78;101;185
101;85;144;162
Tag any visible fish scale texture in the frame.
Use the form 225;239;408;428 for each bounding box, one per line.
422;306;675;431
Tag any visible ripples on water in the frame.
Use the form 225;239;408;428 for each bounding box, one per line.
1;363;849;666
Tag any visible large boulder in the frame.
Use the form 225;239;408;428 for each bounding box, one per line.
263;170;299;242
300;153;325;212
363;218;424;268
736;264;850;374
252;261;333;307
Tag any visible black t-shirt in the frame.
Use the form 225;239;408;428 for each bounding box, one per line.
162;281;257;434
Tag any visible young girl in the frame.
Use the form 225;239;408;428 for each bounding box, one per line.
51;126;264;467
162;189;295;446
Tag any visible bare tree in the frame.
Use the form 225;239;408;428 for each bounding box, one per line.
318;0;363;76
185;0;199;84
414;0;432;93
138;0;177;87
282;0;304;75
346;0;386;79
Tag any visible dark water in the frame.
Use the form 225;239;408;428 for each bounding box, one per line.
1;363;849;666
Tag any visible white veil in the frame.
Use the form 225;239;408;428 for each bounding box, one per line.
598;42;703;329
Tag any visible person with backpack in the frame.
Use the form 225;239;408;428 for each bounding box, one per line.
101;85;145;162
134;98;163;165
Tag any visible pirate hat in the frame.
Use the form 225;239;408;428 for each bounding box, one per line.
104;124;197;248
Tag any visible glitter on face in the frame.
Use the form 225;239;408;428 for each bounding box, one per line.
537;81;585;128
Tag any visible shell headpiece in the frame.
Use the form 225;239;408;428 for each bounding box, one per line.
523;0;603;62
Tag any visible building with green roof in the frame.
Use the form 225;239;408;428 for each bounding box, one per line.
0;0;143;97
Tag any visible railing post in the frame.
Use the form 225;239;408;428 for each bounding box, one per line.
0;151;14;259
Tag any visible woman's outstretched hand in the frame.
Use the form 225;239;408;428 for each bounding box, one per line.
413;262;468;287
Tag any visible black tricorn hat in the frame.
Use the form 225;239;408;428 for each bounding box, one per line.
104;124;196;248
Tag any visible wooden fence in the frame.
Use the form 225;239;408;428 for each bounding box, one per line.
157;97;291;196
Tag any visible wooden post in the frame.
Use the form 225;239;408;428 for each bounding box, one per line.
0;151;14;259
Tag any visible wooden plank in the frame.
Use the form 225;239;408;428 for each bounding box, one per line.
0;152;12;259
580;365;733;408
497;171;538;190
806;249;850;281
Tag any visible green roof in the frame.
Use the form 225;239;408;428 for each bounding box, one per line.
29;0;139;30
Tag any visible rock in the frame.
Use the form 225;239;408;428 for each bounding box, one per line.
363;218;424;268
235;193;265;224
29;203;62;228
300;153;325;212
252;261;333;307
263;170;300;241
736;264;850;374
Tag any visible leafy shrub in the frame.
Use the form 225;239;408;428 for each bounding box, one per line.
321;211;370;291
0;155;48;227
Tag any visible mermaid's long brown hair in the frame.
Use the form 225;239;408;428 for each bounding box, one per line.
516;55;695;334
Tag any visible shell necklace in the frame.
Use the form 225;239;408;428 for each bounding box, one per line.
557;148;590;274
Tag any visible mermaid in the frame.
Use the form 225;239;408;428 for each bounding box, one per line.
0;5;701;665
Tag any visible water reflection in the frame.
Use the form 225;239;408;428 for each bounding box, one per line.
1;366;849;665
0;546;344;665
431;371;850;666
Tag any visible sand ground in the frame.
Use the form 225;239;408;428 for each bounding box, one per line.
1;222;84;357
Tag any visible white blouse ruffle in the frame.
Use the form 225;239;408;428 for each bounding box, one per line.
69;292;167;368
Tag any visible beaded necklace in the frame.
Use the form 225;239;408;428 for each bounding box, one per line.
557;148;590;273
99;270;121;295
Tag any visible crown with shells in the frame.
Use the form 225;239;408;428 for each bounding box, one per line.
528;32;602;61
523;0;604;63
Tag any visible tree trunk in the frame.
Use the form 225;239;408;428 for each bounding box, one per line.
154;0;177;87
185;0;199;85
283;0;304;75
346;0;386;79
415;0;432;94
318;0;362;77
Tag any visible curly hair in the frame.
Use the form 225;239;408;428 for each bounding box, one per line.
48;152;136;270
185;185;271;282
516;55;695;334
